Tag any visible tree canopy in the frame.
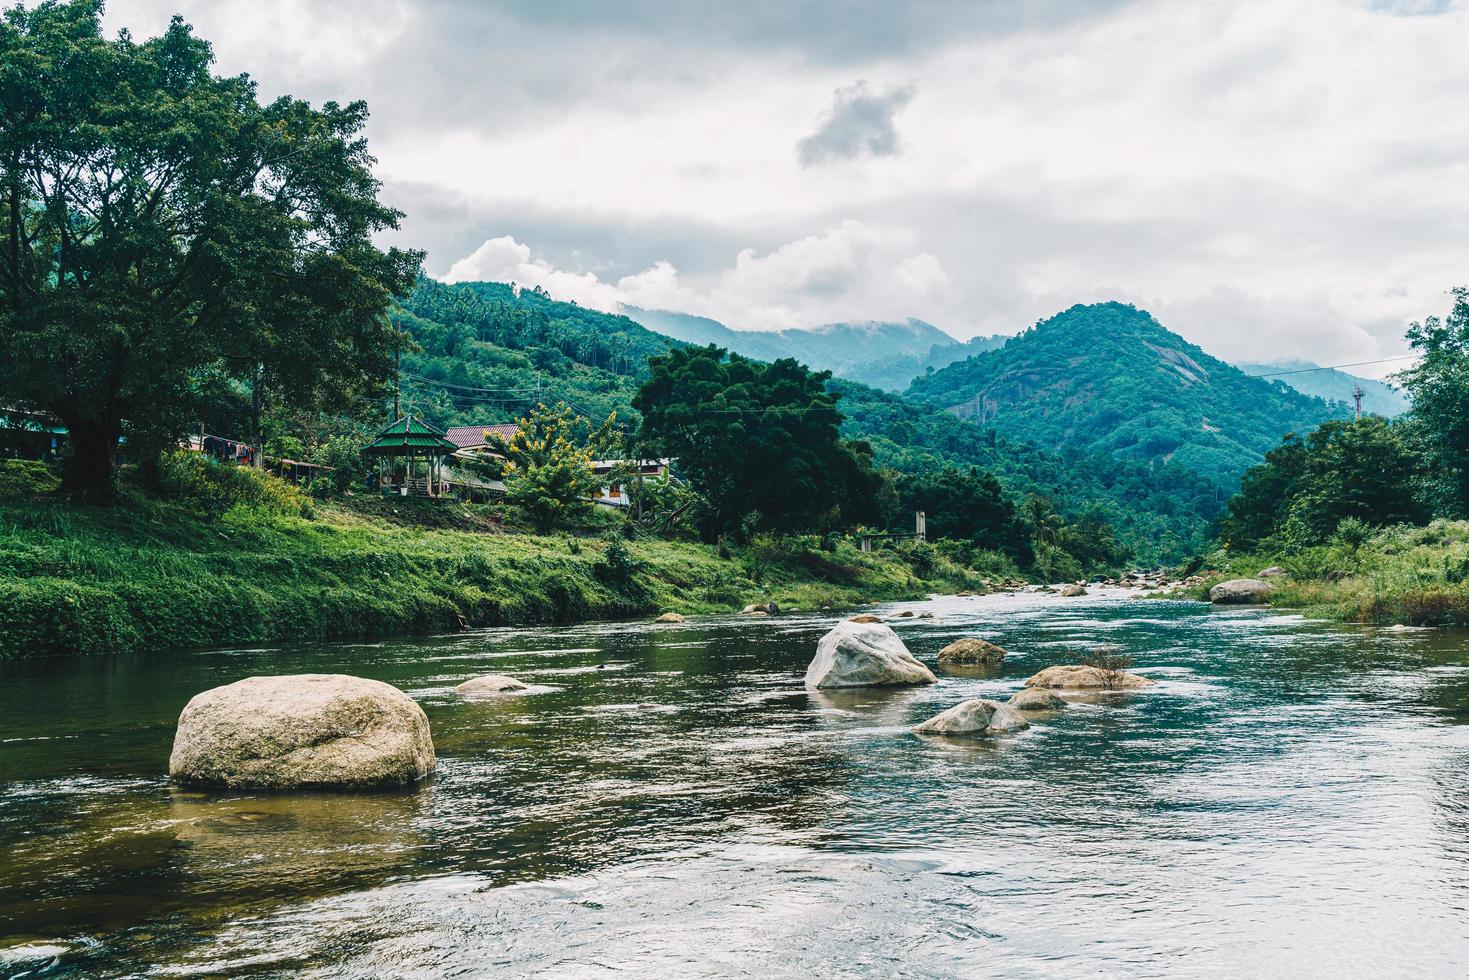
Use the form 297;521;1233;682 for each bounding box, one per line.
1395;286;1469;516
632;345;881;540
0;1;419;496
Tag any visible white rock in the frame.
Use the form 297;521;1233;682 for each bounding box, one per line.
1209;578;1273;604
804;621;938;689
456;674;529;695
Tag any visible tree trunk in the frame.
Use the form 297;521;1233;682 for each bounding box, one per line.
59;416;122;502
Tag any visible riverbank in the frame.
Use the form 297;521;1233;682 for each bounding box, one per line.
0;486;996;659
1187;519;1469;626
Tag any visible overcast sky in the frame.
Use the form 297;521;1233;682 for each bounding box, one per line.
103;0;1469;375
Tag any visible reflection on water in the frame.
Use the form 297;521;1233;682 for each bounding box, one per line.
5;591;1469;976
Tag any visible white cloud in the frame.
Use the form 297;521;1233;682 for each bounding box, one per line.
100;0;1469;370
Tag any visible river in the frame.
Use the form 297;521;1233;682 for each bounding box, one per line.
3;590;1469;977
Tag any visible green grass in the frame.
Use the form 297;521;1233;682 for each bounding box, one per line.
1187;519;1469;626
0;464;993;658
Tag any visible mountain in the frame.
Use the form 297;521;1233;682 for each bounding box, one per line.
623;307;1000;391
906;302;1349;488
396;280;1220;560
1236;359;1410;418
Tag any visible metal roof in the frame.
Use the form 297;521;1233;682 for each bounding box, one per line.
361;415;458;456
444;423;518;450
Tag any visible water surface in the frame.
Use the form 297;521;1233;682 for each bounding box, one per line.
4;591;1469;977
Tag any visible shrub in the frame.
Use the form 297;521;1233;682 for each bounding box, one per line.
0;459;61;497
157;451;306;517
1080;646;1136;690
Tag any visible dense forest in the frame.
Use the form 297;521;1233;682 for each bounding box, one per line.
906;303;1348;488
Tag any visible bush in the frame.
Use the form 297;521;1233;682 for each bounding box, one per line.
0;577;141;657
157;451;307;517
0;459;61;497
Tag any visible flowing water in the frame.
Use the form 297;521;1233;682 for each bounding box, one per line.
4;590;1469;977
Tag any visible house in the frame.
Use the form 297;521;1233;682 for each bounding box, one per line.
1;406;67;461
589;458;672;508
442;423;519;498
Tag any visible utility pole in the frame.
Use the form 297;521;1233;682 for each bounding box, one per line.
393;316;402;421
1352;385;1363;420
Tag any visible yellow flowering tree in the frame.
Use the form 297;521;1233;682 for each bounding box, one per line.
494;403;610;533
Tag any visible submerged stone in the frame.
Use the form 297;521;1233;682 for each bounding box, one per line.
1023;664;1155;690
913;698;1029;736
1008;688;1068;711
456;674;528;695
653;612;685;623
937;637;1007;666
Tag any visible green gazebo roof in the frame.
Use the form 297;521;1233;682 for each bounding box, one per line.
361;414;457;456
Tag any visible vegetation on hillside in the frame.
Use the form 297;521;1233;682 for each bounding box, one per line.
0;459;997;659
907;302;1345;488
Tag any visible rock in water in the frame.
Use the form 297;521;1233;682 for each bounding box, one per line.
1024;665;1155;690
913;698;1029;736
741;602;779;615
1008;688;1068;711
848;614;885;623
654;612;685;623
1059;584;1087;597
937;637;1007;666
456;674;528;695
169;674;434;790
804;621;938;689
1208;578;1273;604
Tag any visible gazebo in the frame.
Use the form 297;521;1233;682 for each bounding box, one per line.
361;414;458;497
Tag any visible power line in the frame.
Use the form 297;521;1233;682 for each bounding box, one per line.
1243;355;1417;380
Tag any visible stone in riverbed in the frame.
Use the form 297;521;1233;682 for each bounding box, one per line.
1208;578;1273;604
1024;664;1155;690
1008;688;1068;711
893;610;915;618
805;621;938;689
654;612;685;623
848;614;885;623
741;602;779;615
169;674;434;791
937;637;1007;666
1058;583;1087;597
456;674;528;695
913;698;1029;736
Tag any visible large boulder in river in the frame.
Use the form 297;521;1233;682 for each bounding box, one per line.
1008;688;1068;711
913;698;1029;736
741;602;779;615
804;621;938;689
1058;583;1087;597
169;674;434;790
937;637;1007;666
1024;664;1155;690
848;614;885;623
1209;578;1273;604
456;674;528;696
654;612;685;623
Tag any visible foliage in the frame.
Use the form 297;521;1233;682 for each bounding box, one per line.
906;302;1344;490
0;492;992;658
155;451;307;518
1219;417;1428;552
0;458;60;496
496;402;609;534
0;2;420;498
895;466;1030;560
1394;286;1469;515
633;345;883;541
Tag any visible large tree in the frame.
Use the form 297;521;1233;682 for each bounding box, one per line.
1396;286;1469;515
0;1;420;497
632;345;882;540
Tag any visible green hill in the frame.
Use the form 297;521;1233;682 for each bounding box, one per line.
907;302;1348;488
1237;359;1410;417
394;281;1220;560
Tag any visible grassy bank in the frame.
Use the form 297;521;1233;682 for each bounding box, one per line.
0;466;1001;658
1188;519;1469;626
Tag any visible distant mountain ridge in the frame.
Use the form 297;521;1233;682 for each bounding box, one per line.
1237;359;1409;417
623;306;1002;390
906;302;1348;487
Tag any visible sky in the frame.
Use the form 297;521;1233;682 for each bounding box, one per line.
101;0;1469;376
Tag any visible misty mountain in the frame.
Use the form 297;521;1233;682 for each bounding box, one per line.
1236;359;1410;418
623;307;999;390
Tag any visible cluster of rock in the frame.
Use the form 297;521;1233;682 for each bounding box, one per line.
169;615;1160;791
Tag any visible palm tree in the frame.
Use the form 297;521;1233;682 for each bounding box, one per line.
1025;495;1064;547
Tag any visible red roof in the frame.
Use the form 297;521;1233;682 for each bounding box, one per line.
445;424;518;450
